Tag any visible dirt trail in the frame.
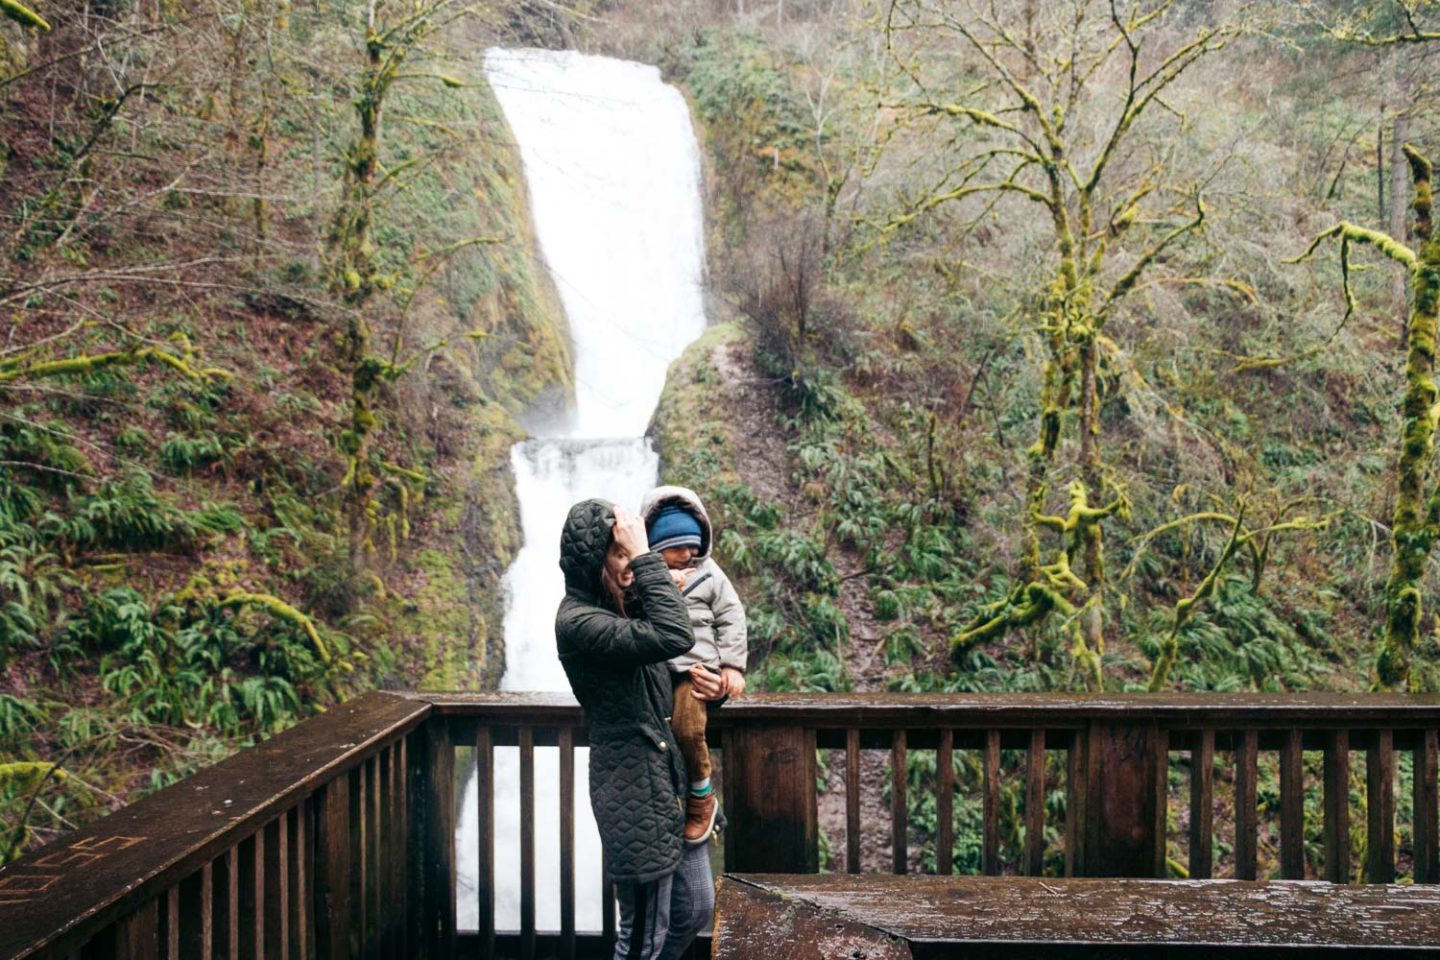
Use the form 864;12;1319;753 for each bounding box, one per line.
707;334;918;873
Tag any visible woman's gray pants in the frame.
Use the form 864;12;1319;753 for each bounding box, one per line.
612;843;714;960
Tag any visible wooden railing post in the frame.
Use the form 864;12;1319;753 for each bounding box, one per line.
723;724;817;872
1079;721;1166;877
416;717;455;958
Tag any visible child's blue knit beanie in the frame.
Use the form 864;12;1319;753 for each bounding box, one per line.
648;505;703;552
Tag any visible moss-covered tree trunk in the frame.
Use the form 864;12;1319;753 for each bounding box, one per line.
1379;147;1438;689
329;9;393;572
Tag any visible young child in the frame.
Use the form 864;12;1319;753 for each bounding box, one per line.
641;485;747;844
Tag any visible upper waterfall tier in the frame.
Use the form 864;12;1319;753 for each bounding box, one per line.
485;49;707;440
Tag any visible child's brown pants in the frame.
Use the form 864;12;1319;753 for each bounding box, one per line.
671;674;711;783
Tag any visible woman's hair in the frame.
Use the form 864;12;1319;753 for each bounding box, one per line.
599;540;630;617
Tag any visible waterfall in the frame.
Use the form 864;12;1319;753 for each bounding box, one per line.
456;49;708;933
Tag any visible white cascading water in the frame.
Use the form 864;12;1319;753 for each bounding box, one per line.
456;49;708;932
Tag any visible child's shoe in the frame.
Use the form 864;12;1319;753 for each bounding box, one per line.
684;792;718;845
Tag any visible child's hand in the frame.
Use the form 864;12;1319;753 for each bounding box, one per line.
721;667;746;699
668;568;687;589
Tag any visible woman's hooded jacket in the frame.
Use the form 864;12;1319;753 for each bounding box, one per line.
554;498;696;884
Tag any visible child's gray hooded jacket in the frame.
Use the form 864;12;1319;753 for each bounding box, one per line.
640;485;748;674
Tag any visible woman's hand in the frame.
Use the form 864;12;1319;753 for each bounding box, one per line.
721;667;746;699
688;663;727;701
610;505;650;562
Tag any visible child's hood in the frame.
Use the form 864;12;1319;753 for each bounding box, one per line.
640;485;713;561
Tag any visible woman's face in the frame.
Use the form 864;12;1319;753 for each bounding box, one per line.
603;538;635;590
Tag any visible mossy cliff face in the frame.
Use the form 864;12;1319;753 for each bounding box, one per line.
386;72;572;691
649;322;748;492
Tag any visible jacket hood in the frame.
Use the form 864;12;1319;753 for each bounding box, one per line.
640;485;713;560
558;498;615;598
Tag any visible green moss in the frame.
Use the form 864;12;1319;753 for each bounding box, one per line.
377;73;573;420
650;321;749;489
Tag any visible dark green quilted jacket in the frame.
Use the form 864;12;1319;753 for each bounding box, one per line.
554;498;695;884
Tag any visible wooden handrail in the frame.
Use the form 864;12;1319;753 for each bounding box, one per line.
0;692;430;960
408;690;1440;728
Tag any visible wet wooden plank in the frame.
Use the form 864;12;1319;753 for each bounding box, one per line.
413;691;1440;729
393;738;408;959
175;862;210;960
1065;731;1086;878
237;832;262;960
891;730;907;875
373;751;389;960
724;725;818;873
1323;730;1350;884
262;816;288;960
1280;728;1304;880
286;805;307;960
365;755;380;960
211;847;239;960
313;780;351;960
1234;729;1258;881
1415;728;1438;884
350;765;366;960
473;726;495;958
519;726;537;960
1025;729;1044;877
558;727;576;960
421;719;455;959
1366;729;1395;883
845;728;860;875
107;897;160;960
711;877;912;960
982;729;1000;876
161;889;178;960
936;729;953;877
404;730;425;953
1082;723;1165;877
1188;729;1214;880
718;873;1440;954
0;693;429;960
380;748;397;960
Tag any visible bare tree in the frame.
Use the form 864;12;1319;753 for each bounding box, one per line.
875;0;1251;687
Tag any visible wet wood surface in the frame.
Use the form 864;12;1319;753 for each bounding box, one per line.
713;877;912;960
723;724;817;873
1188;729;1214;879
1367;729;1396;884
1322;730;1350;884
0;692;428;960
8;690;1440;959
412;690;1440;729
1082;722;1165;877
718;873;1440;956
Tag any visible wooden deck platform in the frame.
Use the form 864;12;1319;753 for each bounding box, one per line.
713;874;1440;958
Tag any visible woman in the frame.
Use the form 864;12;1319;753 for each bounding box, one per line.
555;499;722;960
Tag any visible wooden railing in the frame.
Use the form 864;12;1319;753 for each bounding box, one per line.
0;693;432;960
3;691;1438;959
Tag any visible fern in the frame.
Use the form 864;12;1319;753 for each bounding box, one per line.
158;432;227;476
50;471;196;551
0;694;45;743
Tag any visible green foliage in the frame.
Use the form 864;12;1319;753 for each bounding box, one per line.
674;30;813;164
49;472;197;552
1134;577;1333;692
158;432;227;476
